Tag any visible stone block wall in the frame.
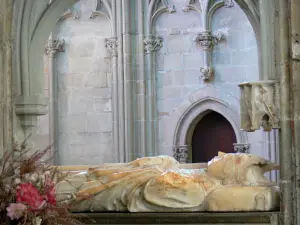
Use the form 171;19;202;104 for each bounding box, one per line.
36;0;114;165
33;0;270;165
155;0;265;159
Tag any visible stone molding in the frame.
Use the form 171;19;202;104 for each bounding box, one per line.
173;97;247;152
172;145;189;163
147;0;176;34
15;95;49;131
144;36;163;54
233;143;251;153
89;0;111;20
239;80;280;131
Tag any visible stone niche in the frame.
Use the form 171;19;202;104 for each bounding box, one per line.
238;81;280;132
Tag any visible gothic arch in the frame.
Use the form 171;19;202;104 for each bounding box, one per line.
173;97;247;148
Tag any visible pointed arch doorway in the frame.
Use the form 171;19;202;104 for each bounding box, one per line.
191;111;237;163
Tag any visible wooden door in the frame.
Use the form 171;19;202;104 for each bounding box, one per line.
192;111;237;163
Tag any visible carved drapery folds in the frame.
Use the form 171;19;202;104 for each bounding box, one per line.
233;143;251;153
239;81;280;132
172;145;189;163
183;0;233;82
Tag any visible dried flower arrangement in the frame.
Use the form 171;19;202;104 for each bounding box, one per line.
0;141;84;225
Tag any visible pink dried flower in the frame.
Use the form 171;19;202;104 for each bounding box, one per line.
16;183;46;211
44;177;56;206
6;203;27;220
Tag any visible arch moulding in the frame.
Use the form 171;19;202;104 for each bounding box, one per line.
172;97;248;162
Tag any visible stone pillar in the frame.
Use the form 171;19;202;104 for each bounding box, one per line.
144;36;163;157
0;0;13;158
172;145;189;163
122;0;135;161
45;37;64;163
233;143;251;153
105;37;120;162
116;0;125;162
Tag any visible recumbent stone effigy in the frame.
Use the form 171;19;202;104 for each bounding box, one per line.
55;152;280;212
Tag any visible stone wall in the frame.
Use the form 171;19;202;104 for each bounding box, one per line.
36;0;114;165
155;0;265;159
34;0;269;164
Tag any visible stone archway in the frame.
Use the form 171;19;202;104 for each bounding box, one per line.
191;111;237;163
172;97;247;163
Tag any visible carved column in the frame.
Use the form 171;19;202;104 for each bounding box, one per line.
135;0;147;158
0;0;13;158
45;37;64;163
193;31;225;81
144;1;175;157
233;143;251;153
183;0;233;82
122;0;135;161
116;0;125;162
144;36;163;156
172;145;189;163
105;37;120;162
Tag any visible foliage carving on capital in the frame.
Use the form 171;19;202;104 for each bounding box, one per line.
105;37;118;57
172;145;189;163
166;4;176;13
144;36;163;54
224;0;234;8
233;143;251;154
193;30;226;51
45;38;65;57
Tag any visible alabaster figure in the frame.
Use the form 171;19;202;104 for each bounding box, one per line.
55;152;280;212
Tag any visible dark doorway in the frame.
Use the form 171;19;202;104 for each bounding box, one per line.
192;111;237;163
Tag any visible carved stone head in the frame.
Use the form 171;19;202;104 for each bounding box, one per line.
207;152;279;186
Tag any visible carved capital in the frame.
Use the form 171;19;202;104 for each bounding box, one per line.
144;36;163;54
172;145;189;163
224;0;234;8
193;30;226;51
233;143;251;153
105;37;118;57
45;38;65;57
166;5;176;13
239;80;280;132
193;31;214;51
199;66;214;82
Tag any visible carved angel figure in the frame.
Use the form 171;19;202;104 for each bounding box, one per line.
55;152;279;212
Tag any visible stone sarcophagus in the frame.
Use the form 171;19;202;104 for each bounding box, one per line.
238;80;280;132
55;152;280;214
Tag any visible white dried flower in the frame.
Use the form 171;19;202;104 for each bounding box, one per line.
14;178;21;185
33;217;42;225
